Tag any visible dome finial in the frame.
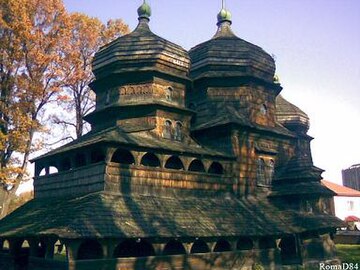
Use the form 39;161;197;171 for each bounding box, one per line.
137;0;151;21
217;1;232;26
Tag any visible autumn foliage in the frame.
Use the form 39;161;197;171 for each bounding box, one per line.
56;13;129;139
0;0;128;217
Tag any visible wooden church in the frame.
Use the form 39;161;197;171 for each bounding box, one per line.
0;2;342;269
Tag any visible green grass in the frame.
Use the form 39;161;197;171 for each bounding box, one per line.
53;253;67;261
336;244;360;263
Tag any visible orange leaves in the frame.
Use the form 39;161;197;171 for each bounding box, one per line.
0;0;70;184
58;12;129;139
102;18;130;42
0;0;129;185
56;94;71;102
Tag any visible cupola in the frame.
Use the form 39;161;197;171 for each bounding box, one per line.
92;1;190;80
189;6;275;82
275;95;310;134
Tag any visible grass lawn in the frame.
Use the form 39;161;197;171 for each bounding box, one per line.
336;244;360;263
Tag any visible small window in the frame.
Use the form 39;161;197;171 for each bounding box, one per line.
260;104;267;115
347;200;355;211
105;89;111;105
256;158;266;185
305;201;313;213
174;122;183;141
163;120;172;139
265;159;275;185
322;200;329;214
166;87;173;101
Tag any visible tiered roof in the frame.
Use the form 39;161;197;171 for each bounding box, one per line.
0;192;341;239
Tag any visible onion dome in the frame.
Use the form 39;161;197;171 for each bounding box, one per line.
275;95;310;134
217;8;232;24
92;1;190;80
137;1;151;19
189;7;275;82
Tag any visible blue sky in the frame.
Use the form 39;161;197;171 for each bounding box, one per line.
63;0;360;184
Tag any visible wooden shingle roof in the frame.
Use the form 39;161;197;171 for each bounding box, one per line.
189;21;275;82
192;104;294;137
0;192;342;239
32;126;232;162
92;18;190;80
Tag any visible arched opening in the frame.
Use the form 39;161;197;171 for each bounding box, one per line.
165;156;184;170
256;158;266;186
113;239;155;258
49;166;58;174
77;240;103;260
1;239;9;253
13;240;31;269
140;153;161;168
163;120;172;139
279;235;301;265
213;239;231;252
35;241;46;258
190;239;209;254
208;162;224;174
188;159;205;172
304;233;324;259
39;165;59;176
260;104;267;115
236;237;253;250
21;240;30;249
75;153;86;168
113;240;135;258
259;237;276;249
111;149;135;165
174;122;183;141
90;149;106;164
163;240;186;256
60;158;71;171
54;240;67;261
166;87;173;101
39;167;47;176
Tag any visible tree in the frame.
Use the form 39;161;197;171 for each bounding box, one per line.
0;0;129;218
53;14;129;139
0;0;29;188
0;0;70;217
